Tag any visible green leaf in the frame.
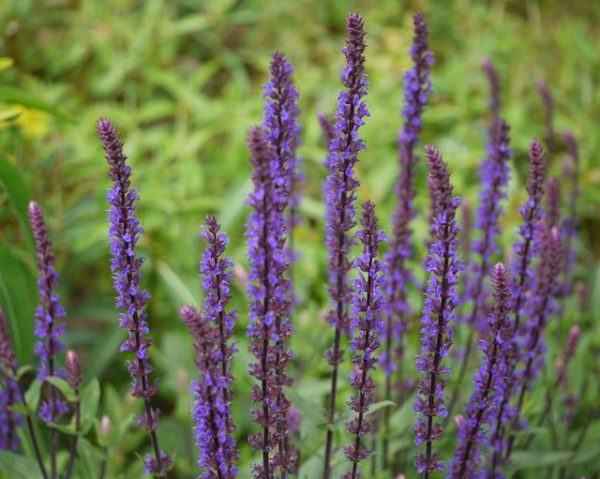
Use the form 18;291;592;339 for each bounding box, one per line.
367;400;396;415
0;86;72;122
7;403;29;415
284;386;325;425
15;365;34;380
47;421;77;435
0;241;36;364
45;377;77;402
24;380;42;413
0;450;43;479
0;154;34;252
80;379;100;433
510;450;572;469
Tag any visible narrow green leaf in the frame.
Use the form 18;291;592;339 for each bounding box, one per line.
0;86;72;122
16;365;34;380
80;379;100;434
367;400;396;415
24;380;42;413
45;377;77;402
0;450;42;479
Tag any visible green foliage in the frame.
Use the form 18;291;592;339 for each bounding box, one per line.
0;0;599;478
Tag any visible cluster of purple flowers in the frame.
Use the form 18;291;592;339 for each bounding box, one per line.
322;13;368;478
97;118;172;476
0;9;587;479
343;201;385;479
414;145;462;477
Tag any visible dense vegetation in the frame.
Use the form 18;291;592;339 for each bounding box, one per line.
0;1;599;478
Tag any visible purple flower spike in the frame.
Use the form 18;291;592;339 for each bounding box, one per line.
197;215;238;478
561;131;580;290
487;140;548;477
181;305;238;479
343;201;385;479
546;177;561;229
449;264;512;479
65;350;82;391
28;201;69;423
537;80;555;154
482;59;501;118
245;126;293;479
318;113;336;150
511;223;563;434
463;117;511;331
0;308;20;452
323;13;368;479
415;146;462;478
382;12;434;382
97;118;171;477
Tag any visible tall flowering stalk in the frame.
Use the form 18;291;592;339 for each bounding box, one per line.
562;131;580;289
196;215;238;478
343;201;385;479
262;54;301;472
64;350;83;479
322;13;368;479
181;305;237;479
97;118;171;477
506;222;563;459
448;263;512;479
482;59;501;118
537;80;555;154
488;140;547;477
382;12;434;414
0;307;20;453
546;177;561;229
29;201;69;479
246;126;293;478
0;307;47;478
415;146;462;478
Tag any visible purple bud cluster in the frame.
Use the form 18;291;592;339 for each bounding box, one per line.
415;146;462;476
245;126;294;478
28;201;69;423
343;201;385;479
546;177;561;229
382;12;434;376
561;132;580;290
449;264;512;479
97;118;171;476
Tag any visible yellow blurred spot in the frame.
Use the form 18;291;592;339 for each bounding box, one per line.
0;57;13;73
15;106;49;138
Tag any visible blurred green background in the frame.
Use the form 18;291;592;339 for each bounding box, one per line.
1;0;599;477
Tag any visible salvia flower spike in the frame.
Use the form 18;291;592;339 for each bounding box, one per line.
482;59;501;117
537;80;555;154
343;201;385;479
546;177;561;229
322;12;368;479
97;118;171;476
29;200;70;479
0;307;20;452
449;263;512;479
197;215;239;478
262;53;301;473
181;305;236;479
488;140;548;476
382;11;434;382
561;131;580;290
507;223;563;458
246;126;293;478
415;146;462;477
464;116;511;330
